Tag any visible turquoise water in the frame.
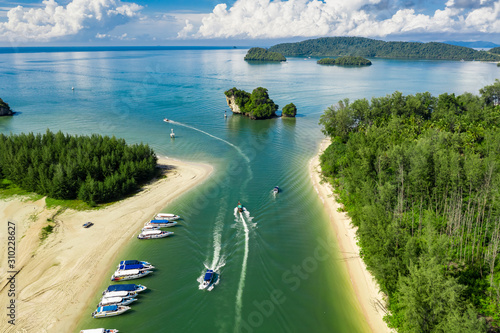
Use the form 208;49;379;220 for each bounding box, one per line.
0;49;498;333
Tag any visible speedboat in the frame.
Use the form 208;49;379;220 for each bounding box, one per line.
117;260;154;269
137;230;174;239
111;269;153;281
163;118;169;122
80;329;119;333
101;290;137;298
155;213;180;221
142;225;161;231
103;284;146;294
145;219;177;228
272;186;279;195
92;305;130;318
117;263;155;272
201;269;214;289
98;296;136;307
237;201;245;213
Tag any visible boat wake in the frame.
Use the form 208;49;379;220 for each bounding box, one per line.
167;120;250;163
197;207;226;291
233;207;253;331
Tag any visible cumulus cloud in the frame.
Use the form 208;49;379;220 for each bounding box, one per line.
182;0;500;39
0;0;142;42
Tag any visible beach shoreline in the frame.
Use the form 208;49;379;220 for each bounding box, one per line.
309;139;391;333
0;156;212;333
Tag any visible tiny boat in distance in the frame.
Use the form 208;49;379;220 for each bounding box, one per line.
103;284;146;294
163;118;169;122
202;269;214;289
145;219;177;228
80;329;119;333
155;213;180;221
101;290;137;298
98;296;136;307
272;186;279;195
117;260;153;269
111;269;153;281
92;305;130;318
237;201;245;213
137;229;174;239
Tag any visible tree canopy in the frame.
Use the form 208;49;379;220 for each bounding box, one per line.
319;80;500;332
282;103;297;117
318;56;372;66
244;47;286;62
490;47;500;55
0;130;157;205
269;37;500;61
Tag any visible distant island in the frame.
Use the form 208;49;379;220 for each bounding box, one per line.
244;47;286;62
0;98;13;116
225;87;279;119
317;56;372;66
268;37;500;61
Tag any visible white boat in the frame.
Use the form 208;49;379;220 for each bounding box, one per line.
80;329;119;333
117;260;154;269
145;219;177;228
155;213;180;221
101;290;137;298
137;230;174;239
111;269;153;281
116;263;155;272
272;186;279;195
98;296;136;307
92;305;130;318
103;284;146;294
142;225;160;231
201;269;215;290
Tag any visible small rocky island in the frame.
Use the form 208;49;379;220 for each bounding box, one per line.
317;56;372;66
225;87;297;119
282;103;297;117
244;47;286;62
0;98;13;116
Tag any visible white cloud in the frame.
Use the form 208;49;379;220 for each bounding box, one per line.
182;0;500;39
0;0;142;42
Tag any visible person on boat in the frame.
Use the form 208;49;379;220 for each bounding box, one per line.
237;201;243;212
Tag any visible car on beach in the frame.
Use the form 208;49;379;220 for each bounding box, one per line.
83;222;94;228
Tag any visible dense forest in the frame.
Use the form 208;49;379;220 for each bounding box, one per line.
317;56;372;66
490;47;500;55
244;47;286;62
319;80;500;332
225;87;279;119
0;130;157;205
282;103;297;117
269;37;500;61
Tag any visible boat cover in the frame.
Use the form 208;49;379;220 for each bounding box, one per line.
100;297;123;304
204;270;214;281
118;264;144;270
115;269;141;276
106;284;137;292
80;329;106;333
97;305;118;312
149;219;174;223
120;260;141;266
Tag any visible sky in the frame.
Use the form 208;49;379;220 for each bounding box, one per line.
0;0;499;46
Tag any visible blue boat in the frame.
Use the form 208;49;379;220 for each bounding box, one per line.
119;260;152;267
92;305;130;318
103;284;147;294
117;263;154;271
202;269;214;289
144;219;177;228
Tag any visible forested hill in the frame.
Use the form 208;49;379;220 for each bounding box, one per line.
319;80;500;332
269;37;500;61
490;47;500;54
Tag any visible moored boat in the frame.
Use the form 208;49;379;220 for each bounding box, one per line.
80;329;119;333
101;290;137;298
117;260;153;269
111;269;153;281
137;229;174;239
155;213;180;221
117;263;155;272
103;284;146;294
145;219;177;228
98;296;137;307
92;305;130;318
142;225;160;231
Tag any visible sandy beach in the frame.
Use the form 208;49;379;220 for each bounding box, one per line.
309;139;391;333
0;156;212;333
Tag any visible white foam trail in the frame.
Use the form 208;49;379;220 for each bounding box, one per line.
168;120;250;163
234;207;250;331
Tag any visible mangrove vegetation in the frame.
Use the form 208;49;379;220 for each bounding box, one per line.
317;56;372;66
